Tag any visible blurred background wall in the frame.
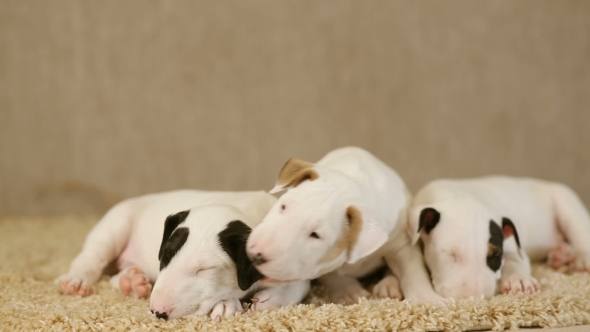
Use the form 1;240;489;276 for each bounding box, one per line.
1;0;589;216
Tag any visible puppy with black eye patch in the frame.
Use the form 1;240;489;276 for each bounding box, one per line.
408;176;590;299
57;190;310;320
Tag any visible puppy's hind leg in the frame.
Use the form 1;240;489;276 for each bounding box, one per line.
57;201;135;296
547;242;576;269
551;184;590;272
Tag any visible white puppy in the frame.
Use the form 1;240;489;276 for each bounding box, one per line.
57;190;310;320
407;176;590;299
246;147;443;304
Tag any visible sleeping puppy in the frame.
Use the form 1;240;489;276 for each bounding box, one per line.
57;190;310;320
407;176;590;299
246;146;444;304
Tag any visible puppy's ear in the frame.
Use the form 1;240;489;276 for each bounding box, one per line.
407;206;440;245
501;217;521;249
487;220;504;272
159;210;190;261
345;206;388;264
218;220;264;291
269;158;319;194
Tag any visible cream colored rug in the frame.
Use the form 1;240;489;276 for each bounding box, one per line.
1;217;590;332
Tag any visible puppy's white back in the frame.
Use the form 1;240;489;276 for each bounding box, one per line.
317;146;409;234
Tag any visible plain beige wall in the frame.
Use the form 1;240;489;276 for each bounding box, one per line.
1;1;589;215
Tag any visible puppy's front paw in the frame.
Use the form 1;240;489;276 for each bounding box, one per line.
56;274;95;297
251;288;286;312
372;275;403;300
209;298;242;321
500;274;540;295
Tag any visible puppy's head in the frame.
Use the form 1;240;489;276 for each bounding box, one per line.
150;205;262;320
246;157;389;284
407;198;521;299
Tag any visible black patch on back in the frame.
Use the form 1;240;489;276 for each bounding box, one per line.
502;217;521;248
158;210;191;270
218;220;264;291
418;208;440;234
487;220;504;272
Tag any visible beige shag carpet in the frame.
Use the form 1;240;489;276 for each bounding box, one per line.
1;217;590;332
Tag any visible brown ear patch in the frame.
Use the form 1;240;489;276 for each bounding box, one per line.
345;206;363;253
276;158;319;189
487;243;500;257
318;206;364;263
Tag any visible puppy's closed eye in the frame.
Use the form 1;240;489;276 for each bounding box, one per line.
450;251;459;263
195;266;214;275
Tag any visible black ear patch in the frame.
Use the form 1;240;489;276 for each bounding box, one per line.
158;210;190;270
502;217;521;248
218;220;264;291
418;208;440;235
487;220;504;272
159;228;189;270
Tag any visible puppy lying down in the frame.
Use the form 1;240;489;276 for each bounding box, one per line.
247;146;443;304
407;176;590;299
57;190;310;320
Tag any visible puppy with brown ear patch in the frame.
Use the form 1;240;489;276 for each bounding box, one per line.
407;176;590;299
247;146;444;304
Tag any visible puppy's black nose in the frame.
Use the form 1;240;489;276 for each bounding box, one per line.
155;311;168;320
251;252;267;266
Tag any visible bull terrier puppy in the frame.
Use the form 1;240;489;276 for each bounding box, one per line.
246;146;443;304
57;190;310;320
407;176;590;299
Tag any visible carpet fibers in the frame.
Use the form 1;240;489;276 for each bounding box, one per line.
1;217;590;331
